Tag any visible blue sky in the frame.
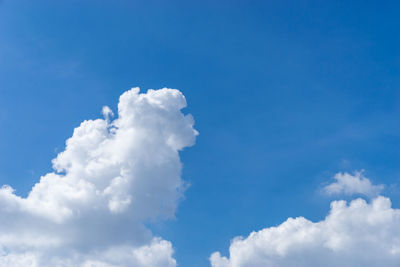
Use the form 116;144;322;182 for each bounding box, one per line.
0;1;399;266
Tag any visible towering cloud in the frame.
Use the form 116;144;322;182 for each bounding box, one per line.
0;88;198;266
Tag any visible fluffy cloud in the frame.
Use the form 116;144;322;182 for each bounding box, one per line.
210;194;400;267
324;171;383;197
0;87;198;266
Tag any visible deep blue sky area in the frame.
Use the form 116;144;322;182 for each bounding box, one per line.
0;1;399;266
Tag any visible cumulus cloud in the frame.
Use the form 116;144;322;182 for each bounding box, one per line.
0;87;198;266
210;195;400;267
324;171;384;197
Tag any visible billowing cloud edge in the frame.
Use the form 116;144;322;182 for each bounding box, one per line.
211;173;400;267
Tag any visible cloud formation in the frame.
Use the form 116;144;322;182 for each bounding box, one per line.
0;87;198;266
324;171;384;197
210;193;400;267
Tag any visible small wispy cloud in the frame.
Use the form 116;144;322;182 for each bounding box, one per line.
324;171;384;197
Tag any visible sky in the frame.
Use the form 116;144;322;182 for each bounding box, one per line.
0;1;399;266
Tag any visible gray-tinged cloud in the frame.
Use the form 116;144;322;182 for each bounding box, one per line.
0;87;198;266
210;195;400;267
324;171;383;197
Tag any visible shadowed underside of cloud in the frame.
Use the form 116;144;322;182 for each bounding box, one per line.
0;88;198;267
210;194;400;267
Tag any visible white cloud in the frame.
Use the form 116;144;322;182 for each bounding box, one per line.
210;195;400;267
324;171;384;196
0;87;198;266
102;105;114;122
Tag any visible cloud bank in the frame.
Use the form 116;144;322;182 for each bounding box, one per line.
324;171;383;197
0;87;198;266
211;174;399;267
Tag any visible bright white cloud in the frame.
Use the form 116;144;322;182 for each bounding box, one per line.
0;87;198;266
210;195;400;267
324;171;383;196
